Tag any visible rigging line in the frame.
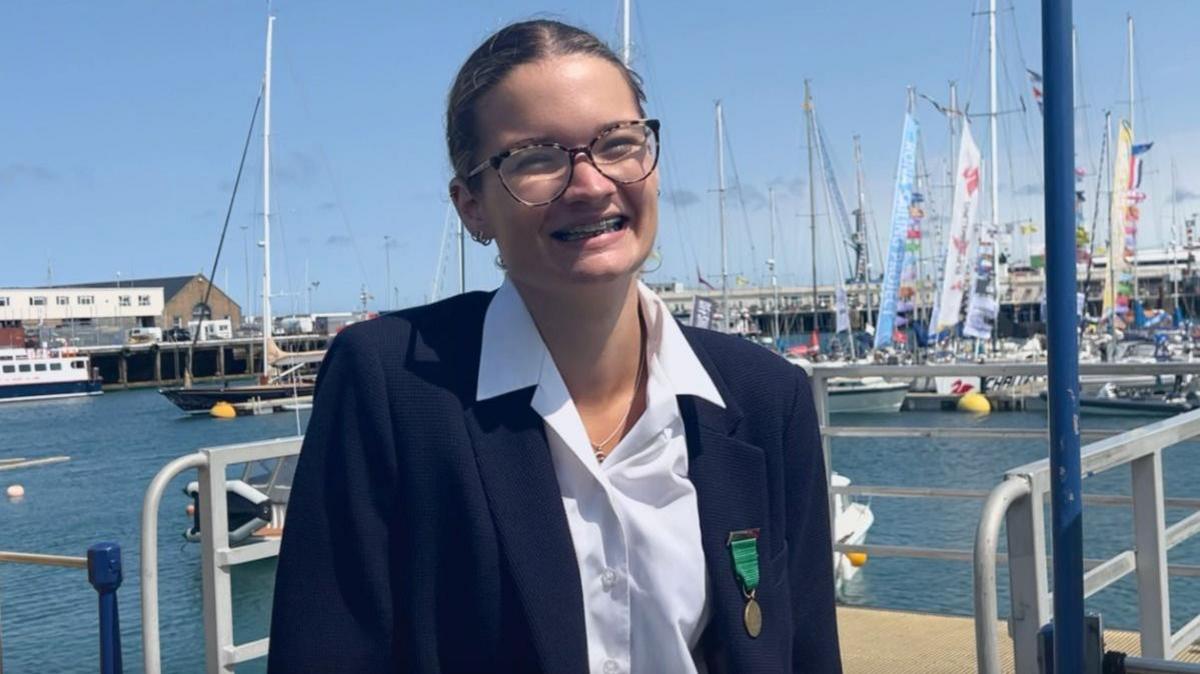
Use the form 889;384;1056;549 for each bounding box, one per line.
1133;40;1165;236
962;0;987;111
269;151;298;315
1082;113;1110;316
280;38;371;289
187;91;262;378
995;19;1044;195
631;4;698;282
1073;30;1097;176
721;121;760;282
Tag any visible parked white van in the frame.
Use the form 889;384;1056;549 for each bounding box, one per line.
126;327;163;344
186;319;233;341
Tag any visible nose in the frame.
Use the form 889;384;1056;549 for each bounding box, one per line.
560;152;617;203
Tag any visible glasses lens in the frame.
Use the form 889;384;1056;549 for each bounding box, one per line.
498;146;570;204
593;123;658;183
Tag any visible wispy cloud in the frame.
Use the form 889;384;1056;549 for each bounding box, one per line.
274;151;320;186
732;183;767;211
663;189;700;208
326;235;352;246
768;176;805;198
317;201;338;212
1170;187;1200;204
0;163;60;184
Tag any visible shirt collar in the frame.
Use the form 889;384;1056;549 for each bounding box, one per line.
476;278;725;409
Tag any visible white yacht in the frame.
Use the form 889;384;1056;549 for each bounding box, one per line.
0;347;103;403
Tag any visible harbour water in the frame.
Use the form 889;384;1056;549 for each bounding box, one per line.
2;387;1199;671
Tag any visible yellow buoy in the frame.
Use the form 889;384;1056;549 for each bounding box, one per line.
210;401;237;419
957;391;992;414
6;484;25;499
847;551;868;568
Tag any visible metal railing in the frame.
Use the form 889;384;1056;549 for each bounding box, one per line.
804;361;1200;673
0;543;125;674
133;360;1200;671
973;408;1200;673
141;436;301;674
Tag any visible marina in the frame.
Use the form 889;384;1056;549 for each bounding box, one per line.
5;0;1200;671
2;361;1200;671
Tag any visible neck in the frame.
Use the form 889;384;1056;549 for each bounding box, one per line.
512;275;643;407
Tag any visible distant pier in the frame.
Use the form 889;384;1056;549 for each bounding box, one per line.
76;335;331;390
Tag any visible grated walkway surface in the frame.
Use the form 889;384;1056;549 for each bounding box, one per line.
837;606;1200;673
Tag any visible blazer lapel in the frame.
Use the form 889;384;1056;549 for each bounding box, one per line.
466;390;588;674
679;332;784;671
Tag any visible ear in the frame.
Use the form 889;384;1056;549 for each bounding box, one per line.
449;177;493;241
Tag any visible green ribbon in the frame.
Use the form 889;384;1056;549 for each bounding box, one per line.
730;537;760;593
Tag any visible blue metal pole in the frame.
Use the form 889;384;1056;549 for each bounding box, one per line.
1040;1;1083;672
87;542;124;674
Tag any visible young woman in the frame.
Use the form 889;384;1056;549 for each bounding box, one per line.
270;19;841;673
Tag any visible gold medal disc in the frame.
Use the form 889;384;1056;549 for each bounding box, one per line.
743;597;762;638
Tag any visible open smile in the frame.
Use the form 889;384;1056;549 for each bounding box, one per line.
549;215;629;242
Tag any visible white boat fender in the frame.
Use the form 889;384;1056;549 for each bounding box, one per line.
183;480;273;543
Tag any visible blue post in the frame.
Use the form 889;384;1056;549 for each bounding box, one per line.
1040;1;1084;673
87;542;123;674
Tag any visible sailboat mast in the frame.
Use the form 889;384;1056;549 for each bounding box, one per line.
621;0;632;66
805;80;818;345
769;188;780;346
715;101;729;332
1127;15;1135;135
1128;15;1139;303
261;14;274;382
853;135;872;332
987;0;1000;331
1106;112;1115;345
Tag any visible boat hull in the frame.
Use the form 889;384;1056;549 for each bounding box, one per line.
0;379;103;403
828;382;910;414
1077;397;1193;417
159;383;316;414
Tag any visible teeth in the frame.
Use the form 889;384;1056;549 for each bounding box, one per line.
553;217;625;241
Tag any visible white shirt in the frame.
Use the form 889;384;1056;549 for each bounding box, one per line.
477;279;725;674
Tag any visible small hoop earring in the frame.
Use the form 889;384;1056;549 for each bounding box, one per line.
470;230;493;246
642;248;663;274
494;254;507;270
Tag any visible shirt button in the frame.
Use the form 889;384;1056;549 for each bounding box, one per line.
603;659;621;674
600;568;618;590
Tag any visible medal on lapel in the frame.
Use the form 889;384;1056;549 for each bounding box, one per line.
727;529;762;638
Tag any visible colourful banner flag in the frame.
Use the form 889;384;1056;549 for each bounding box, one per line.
874;112;919;350
933;122;982;332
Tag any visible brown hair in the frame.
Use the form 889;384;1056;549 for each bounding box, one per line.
446;19;647;182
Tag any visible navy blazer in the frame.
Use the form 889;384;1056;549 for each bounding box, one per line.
269;291;842;673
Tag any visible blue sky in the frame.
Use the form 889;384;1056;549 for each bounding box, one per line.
4;1;1199;314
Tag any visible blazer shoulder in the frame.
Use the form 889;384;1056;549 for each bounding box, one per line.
332;291;493;357
680;324;805;389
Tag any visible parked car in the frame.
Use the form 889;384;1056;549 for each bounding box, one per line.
163;327;192;342
127;327;163;344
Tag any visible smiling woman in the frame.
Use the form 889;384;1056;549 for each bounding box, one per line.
269;18;841;674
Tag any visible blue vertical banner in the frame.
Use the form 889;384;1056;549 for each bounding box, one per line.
874;112;919;349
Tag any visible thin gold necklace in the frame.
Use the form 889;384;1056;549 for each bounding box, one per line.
591;339;646;464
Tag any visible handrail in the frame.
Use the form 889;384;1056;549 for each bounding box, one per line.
809;361;1200;379
974;477;1032;674
0;551;87;568
140;452;206;674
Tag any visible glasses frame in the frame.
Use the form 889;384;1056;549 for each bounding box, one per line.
465;118;661;207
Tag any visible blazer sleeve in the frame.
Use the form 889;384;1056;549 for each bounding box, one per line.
268;330;399;672
784;367;843;672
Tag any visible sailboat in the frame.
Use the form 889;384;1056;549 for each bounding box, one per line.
159;14;321;416
786;81;909;414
